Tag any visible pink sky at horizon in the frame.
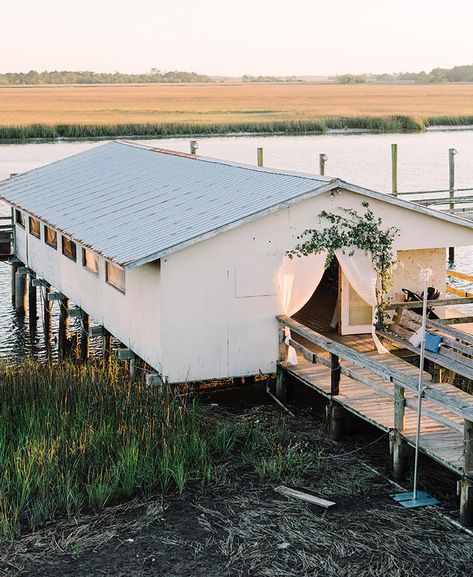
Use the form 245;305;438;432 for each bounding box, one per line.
2;0;471;77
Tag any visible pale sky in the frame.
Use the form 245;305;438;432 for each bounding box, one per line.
2;0;472;76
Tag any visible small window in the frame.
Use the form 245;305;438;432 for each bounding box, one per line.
15;210;24;228
106;262;125;293
83;248;99;274
62;236;76;261
29;217;40;238
44;225;57;249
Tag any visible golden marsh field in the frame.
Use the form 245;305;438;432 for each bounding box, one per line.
1;83;473;138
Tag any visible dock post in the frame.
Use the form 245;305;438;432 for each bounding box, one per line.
28;273;37;329
129;353;137;380
43;282;52;359
460;418;473;527
390;383;407;480
80;309;90;362
276;325;287;400
275;366;287;402
391;143;398;196
330;353;341;396
257;147;264;167
327;405;345;441
319;153;327;176
103;329;112;370
448;148;456;262
14;267;27;314
58;296;69;360
190;140;198;155
11;260;18;303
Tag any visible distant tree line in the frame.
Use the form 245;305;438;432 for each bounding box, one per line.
336;64;473;84
0;69;213;85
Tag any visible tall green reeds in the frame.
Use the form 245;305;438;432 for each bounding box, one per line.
0;361;223;540
0;115;426;140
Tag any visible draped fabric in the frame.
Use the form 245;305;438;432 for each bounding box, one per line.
335;248;388;354
279;253;327;364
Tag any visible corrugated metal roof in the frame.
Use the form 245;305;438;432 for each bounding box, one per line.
1;140;471;269
0;141;333;268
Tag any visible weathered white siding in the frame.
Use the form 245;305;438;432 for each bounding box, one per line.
14;224;162;372
13;186;473;384
160;189;473;383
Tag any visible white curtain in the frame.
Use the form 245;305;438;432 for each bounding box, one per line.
279;252;327;364
335;248;388;354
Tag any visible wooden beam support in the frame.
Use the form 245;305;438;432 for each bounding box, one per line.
391;383;407;480
14;268;27;314
80;309;90;362
118;348;135;360
43;282;52;359
47;291;66;301
58;296;69;360
275;365;287;402
90;325;105;337
327;404;345;441
460;419;473;527
11;260;18;303
330;353;341;396
28;273;37;329
103;329;112;370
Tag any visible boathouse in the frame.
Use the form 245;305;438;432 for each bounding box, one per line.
0;141;472;383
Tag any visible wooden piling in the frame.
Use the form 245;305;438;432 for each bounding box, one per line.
330;353;341;396
460;418;473;527
103;329;112;370
390;383;407;480
14;268;27;314
28;273;37;329
448;148;456;261
11;261;18;303
80;309;90;362
257;147;264;167
319;153;327;176
43;282;52;359
391;143;398;196
58;296;69;360
129;353;137;380
328;404;345;441
276;326;287;400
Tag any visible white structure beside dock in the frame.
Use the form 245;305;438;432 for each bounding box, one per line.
0;140;472;383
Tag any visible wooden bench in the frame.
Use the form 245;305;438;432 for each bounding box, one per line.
379;307;473;383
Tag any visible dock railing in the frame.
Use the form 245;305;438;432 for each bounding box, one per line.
276;314;473;523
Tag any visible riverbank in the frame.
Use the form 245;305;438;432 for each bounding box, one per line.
1;390;472;577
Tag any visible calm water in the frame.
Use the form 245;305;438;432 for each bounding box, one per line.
0;130;472;360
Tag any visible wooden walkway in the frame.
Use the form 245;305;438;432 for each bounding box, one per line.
277;316;473;479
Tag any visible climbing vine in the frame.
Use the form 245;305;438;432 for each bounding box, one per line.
287;202;399;328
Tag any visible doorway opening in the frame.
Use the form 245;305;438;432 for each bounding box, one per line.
293;259;339;333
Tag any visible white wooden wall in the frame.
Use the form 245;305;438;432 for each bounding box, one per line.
13;187;473;383
160;189;473;383
14;225;162;372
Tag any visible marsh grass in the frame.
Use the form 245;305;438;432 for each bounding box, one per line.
0;361;324;542
0;115;424;140
0;360;220;540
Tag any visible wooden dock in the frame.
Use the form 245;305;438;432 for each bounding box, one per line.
276;313;473;526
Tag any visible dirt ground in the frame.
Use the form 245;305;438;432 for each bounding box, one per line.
1;399;473;577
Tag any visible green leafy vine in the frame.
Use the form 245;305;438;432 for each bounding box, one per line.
287;202;399;328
